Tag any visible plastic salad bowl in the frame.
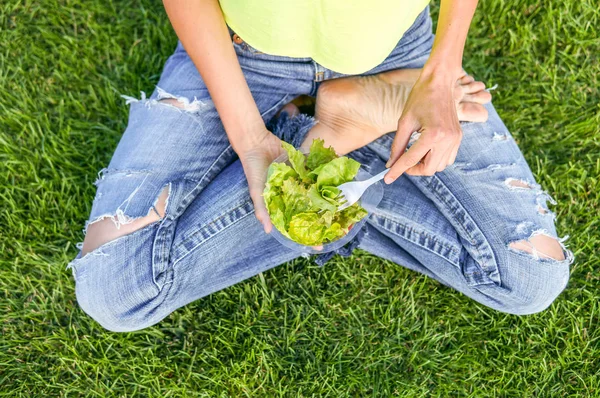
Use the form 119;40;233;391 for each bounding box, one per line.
267;150;384;254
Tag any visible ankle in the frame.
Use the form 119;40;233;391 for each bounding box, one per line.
300;122;348;154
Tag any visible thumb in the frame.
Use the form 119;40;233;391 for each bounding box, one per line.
387;115;418;168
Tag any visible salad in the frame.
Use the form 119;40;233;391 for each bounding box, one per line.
264;139;368;246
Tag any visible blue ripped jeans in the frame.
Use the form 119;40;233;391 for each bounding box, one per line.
68;8;572;332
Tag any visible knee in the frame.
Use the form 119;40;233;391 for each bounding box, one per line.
505;272;569;315
76;280;147;333
72;187;172;332
71;226;169;332
489;242;571;315
74;260;163;332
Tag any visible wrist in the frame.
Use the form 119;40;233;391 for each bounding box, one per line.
225;114;268;154
422;59;464;83
233;127;273;159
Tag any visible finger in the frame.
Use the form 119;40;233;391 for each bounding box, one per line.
459;74;475;85
385;138;431;182
436;146;453;172
248;179;273;233
254;198;273;233
405;149;439;176
387;116;418;168
442;144;458;171
448;144;460;166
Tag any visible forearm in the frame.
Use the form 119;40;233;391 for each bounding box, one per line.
423;0;478;78
162;0;264;153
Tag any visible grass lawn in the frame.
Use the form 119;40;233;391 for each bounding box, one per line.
1;0;599;396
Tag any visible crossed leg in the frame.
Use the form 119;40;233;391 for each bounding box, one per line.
300;69;566;261
282;72;570;313
73;68;570;332
80;69;494;256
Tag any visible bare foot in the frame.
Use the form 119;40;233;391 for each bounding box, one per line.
301;70;492;155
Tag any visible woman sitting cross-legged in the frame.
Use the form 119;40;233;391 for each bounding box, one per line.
68;0;572;332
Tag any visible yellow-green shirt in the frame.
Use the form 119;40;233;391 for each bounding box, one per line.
219;0;430;75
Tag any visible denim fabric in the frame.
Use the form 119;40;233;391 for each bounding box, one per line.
68;7;572;332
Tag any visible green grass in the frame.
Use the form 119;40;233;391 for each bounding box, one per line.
1;0;599;396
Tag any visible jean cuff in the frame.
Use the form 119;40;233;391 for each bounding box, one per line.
267;112;316;148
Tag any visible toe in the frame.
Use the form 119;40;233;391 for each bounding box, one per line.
459;75;475;85
276;103;300;118
457;102;489;123
462;81;487;94
463;89;493;104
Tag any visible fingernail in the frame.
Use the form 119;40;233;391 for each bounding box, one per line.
385;161;391;168
384;176;393;184
263;222;272;234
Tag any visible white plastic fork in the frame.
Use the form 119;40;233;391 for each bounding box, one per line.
336;169;388;211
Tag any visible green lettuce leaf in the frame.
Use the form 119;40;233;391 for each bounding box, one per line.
266;162;297;186
281;141;308;180
288;212;325;246
334;203;368;230
266;194;285;216
281;178;313;223
316;157;361;188
308;185;338;213
270;208;290;239
320;186;341;204
264;163;294;210
307;163;326;182
322;222;344;242
306;139;337;170
264;140;368;246
319;210;334;225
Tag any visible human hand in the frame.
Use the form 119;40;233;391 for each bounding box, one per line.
384;68;464;183
237;128;286;233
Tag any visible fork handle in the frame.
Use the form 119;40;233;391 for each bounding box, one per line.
364;169;389;186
